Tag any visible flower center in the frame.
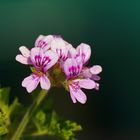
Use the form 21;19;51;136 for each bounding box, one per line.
30;67;45;77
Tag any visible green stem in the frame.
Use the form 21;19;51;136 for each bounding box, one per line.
8;89;48;140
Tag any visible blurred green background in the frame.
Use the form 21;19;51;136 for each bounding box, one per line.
0;0;140;139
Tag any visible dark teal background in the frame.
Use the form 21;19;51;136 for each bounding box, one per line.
0;0;140;139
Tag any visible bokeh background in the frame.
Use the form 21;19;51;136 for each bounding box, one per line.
0;0;140;140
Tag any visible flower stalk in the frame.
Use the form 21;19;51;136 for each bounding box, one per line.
8;89;48;140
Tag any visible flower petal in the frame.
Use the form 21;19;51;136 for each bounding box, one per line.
35;35;54;51
63;58;73;76
69;85;87;104
51;38;68;60
90;65;102;75
76;43;91;64
40;75;51;90
81;68;92;78
15;54;29;64
19;46;30;57
44;50;59;71
63;58;82;78
67;45;77;58
69;85;77;103
74;79;96;89
91;75;101;81
22;74;40;93
30;47;40;64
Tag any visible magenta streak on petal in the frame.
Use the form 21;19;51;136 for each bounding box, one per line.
56;48;66;60
34;55;51;72
35;55;41;66
38;40;48;48
43;58;51;68
82;53;86;62
60;49;62;58
68;65;81;79
70;81;80;92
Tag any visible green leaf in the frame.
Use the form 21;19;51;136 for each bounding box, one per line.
23;97;82;140
0;111;8;136
0;87;10;105
48;111;82;140
0;88;10;136
0;87;23;138
0;87;82;140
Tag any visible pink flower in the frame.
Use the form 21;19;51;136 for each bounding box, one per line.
19;48;58;93
69;79;96;104
68;43;102;91
63;57;96;104
30;48;58;73
15;35;54;65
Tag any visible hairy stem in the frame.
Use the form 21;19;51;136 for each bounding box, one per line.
8;89;48;140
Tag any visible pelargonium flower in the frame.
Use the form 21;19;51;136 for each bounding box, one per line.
16;35;54;65
63;57;96;104
61;42;102;104
16;47;58;93
68;42;102;89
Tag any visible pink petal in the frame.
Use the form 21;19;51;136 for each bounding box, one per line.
51;38;65;49
30;48;40;64
22;74;40;93
51;38;68;60
69;85;77;103
35;35;44;47
74;79;96;89
35;35;54;51
76;43;91;64
63;58;77;77
40;75;51;90
69;85;87;104
92;75;101;81
63;57;83;78
15;54;29;64
44;50;58;71
67;45;77;58
81;68;92;78
90;65;102;75
19;46;30;57
22;75;33;87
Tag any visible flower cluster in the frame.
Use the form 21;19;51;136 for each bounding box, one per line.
16;35;102;104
